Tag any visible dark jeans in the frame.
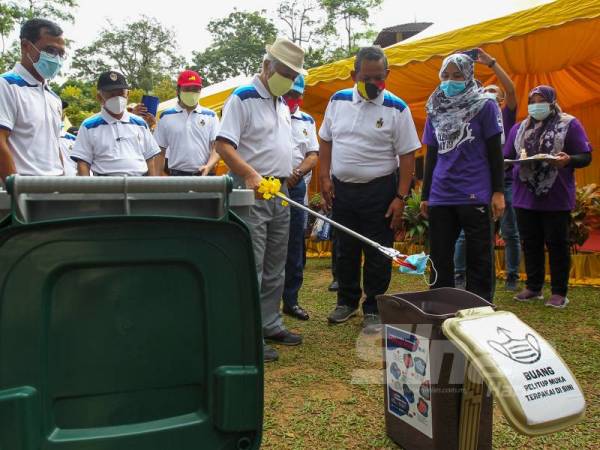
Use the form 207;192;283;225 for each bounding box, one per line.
283;181;307;308
515;208;570;296
332;173;396;314
428;205;495;301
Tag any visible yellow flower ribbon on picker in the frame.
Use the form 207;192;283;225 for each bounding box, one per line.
258;177;288;206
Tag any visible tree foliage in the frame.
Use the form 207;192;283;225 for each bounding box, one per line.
71;16;184;92
54;78;97;127
191;9;277;85
319;0;382;54
152;77;177;103
0;0;78;72
277;0;321;47
16;0;78;23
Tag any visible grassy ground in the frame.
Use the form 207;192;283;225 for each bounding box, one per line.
261;258;600;450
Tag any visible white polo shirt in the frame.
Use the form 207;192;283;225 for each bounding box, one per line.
291;108;319;168
59;132;77;176
319;86;421;183
154;103;219;172
0;63;63;175
71;110;160;176
217;75;293;178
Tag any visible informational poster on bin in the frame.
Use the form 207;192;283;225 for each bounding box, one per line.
457;313;586;426
385;325;433;438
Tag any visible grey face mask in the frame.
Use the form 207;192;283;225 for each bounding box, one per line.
487;327;542;364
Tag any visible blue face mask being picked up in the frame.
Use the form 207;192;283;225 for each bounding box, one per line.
440;80;467;97
399;252;438;286
400;252;428;275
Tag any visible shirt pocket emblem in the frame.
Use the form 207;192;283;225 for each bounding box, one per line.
303;128;308;136
376;118;384;128
199;119;206;126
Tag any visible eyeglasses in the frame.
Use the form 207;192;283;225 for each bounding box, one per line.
29;40;67;60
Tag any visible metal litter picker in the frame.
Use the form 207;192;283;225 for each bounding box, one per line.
258;177;417;271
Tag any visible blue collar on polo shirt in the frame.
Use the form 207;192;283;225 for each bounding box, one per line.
352;85;385;106
252;75;273;99
175;103;204;114
13;63;42;87
99;109;147;128
100;108;131;124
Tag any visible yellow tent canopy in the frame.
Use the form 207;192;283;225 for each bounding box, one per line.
302;0;600;188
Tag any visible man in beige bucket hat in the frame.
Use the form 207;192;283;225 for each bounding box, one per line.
216;37;306;363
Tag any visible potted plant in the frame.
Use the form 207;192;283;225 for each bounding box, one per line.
400;187;429;254
569;184;600;253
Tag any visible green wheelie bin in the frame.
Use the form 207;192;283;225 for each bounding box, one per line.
0;175;262;450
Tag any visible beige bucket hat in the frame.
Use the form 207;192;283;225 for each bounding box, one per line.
265;37;308;76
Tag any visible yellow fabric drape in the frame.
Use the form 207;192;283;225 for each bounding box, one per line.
184;0;600;193
300;0;600;194
495;250;600;287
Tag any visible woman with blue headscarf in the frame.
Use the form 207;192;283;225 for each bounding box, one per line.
420;53;505;302
505;85;592;309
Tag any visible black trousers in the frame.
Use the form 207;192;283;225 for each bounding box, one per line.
332;173;396;314
515;208;570;296
428;205;495;301
331;228;338;281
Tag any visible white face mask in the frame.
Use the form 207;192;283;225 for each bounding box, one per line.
104;96;127;115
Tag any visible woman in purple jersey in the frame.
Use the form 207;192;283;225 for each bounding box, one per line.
504;85;592;308
454;48;521;293
420;53;505;302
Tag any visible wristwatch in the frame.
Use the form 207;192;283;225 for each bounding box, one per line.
487;58;497;68
396;193;411;202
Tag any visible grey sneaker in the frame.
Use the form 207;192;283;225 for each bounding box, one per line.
505;276;519;292
514;288;544;302
263;344;279;363
454;272;466;290
327;305;358;324
362;314;382;335
545;295;569;309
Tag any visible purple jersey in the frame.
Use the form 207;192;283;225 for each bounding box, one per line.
423;99;503;206
503;118;592;211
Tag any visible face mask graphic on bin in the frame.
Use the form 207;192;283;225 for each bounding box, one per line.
487;327;542;364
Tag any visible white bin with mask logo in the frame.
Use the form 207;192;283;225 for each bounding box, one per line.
442;306;586;436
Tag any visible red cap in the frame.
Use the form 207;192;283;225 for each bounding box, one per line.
177;70;203;87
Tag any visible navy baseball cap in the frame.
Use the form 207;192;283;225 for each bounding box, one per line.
97;71;130;91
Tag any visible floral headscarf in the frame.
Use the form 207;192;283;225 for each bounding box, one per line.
514;85;574;196
425;54;491;144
